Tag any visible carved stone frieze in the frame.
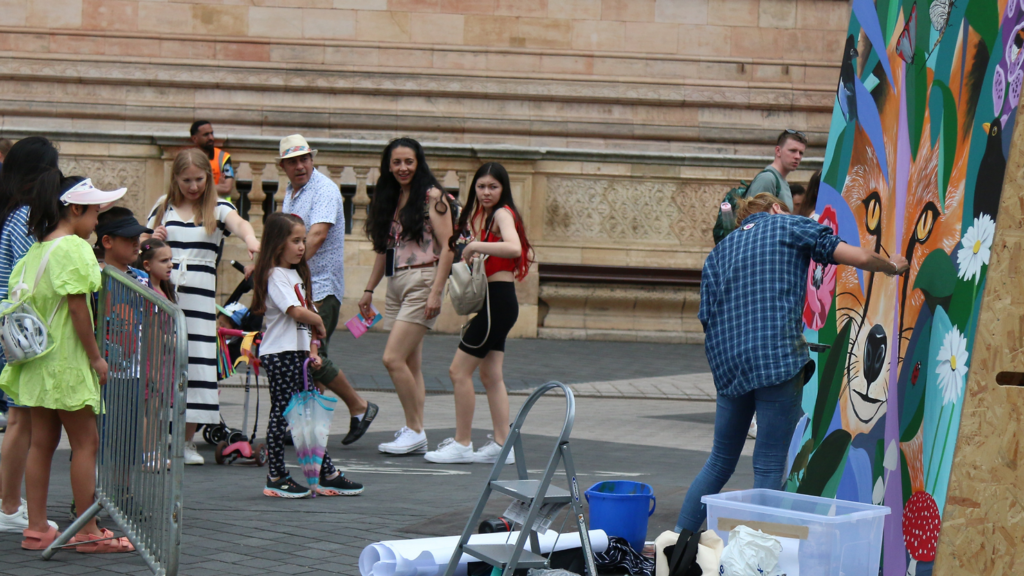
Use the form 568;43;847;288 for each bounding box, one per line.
544;177;721;248
670;183;724;248
59;158;149;217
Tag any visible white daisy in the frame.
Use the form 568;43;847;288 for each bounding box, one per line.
935;327;969;406
956;213;995;281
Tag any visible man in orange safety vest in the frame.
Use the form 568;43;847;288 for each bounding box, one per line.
190;120;235;199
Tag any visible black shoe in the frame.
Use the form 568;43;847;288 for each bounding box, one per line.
315;472;364;496
341;402;378;446
263;475;311;499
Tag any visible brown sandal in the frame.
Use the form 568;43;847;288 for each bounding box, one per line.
22;526;62;550
70;528;135;554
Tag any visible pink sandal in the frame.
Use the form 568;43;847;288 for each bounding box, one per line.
22;526;62;550
69;528;135;554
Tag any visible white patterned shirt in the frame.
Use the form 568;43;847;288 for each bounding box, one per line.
281;169;345;302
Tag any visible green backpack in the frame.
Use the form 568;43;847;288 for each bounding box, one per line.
712;169;781;245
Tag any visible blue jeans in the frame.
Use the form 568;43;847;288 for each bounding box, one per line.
675;373;804;532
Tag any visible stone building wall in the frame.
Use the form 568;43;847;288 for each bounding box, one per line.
0;0;849;152
0;0;851;341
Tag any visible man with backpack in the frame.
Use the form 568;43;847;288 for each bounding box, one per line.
713;129;807;245
746;129;807;211
278;134;378;445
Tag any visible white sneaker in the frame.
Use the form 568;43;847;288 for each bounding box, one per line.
184;442;205;465
0;501;57;533
473;435;515;465
424;438;475;464
378;427;428;455
747;416;758;439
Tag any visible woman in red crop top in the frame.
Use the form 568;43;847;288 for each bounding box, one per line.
424;162;534;465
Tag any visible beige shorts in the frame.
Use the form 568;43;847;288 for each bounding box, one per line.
384;265;439;330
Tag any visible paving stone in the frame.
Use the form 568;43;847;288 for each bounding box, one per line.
235;557;287;569
271;564;317;574
4;567;61;576
209;551;251;563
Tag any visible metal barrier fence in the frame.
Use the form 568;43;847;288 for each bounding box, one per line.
43;267;188;575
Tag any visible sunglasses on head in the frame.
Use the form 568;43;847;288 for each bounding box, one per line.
784;129;806;139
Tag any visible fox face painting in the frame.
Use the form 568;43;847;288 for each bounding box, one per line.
785;2;1017;574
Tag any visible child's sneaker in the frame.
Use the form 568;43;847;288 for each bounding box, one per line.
183;442;204;465
315;472;364;496
263;475;311;499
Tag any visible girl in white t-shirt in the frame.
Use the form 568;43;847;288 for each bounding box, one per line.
250;213;365;498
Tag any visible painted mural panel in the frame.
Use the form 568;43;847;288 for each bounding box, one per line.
785;1;1017;575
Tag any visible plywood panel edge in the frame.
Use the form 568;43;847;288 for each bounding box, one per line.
935;101;1024;575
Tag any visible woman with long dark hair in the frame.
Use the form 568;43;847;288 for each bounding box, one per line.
358;138;455;455
0;137;61;533
424;162;533;465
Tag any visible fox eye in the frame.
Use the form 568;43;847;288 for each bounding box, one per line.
863;192;882;235
914;202;940;243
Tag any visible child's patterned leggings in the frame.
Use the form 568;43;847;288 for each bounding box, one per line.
260;351;337;480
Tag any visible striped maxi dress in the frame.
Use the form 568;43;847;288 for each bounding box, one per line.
147;197;235;424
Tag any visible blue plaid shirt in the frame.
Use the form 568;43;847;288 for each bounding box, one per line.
700;212;842;397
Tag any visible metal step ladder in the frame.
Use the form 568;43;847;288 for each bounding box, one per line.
442;381;598;576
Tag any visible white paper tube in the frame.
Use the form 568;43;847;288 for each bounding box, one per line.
359;529;609;576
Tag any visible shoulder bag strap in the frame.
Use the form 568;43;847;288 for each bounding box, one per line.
459;256;491;349
31;237;67;325
745;168;777;198
11;248;30;301
32;237;64;292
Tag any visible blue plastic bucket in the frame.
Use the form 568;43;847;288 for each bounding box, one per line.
584;481;656;552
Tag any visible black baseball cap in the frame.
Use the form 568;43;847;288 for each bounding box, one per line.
95;215;152;239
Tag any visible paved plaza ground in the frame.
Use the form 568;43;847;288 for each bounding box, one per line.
0;335;753;576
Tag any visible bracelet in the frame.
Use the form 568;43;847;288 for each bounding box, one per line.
364;289;374;293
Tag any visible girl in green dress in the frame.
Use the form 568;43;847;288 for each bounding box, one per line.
0;171;134;552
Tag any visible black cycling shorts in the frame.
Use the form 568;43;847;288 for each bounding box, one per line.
458;281;518;358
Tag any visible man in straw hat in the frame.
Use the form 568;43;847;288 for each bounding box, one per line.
277;135;378;446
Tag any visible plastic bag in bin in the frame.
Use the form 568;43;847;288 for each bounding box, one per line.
719;525;782;576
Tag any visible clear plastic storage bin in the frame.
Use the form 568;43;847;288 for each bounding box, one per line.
702;489;890;576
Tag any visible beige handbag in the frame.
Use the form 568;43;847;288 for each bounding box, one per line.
448;255;490;348
448;255;488;316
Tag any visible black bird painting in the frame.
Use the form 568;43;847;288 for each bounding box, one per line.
973;118;1006;220
838;35;859;123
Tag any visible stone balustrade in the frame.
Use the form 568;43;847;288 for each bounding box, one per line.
31;128;821;342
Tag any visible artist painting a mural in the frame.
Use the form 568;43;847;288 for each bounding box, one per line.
785;1;1019;574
